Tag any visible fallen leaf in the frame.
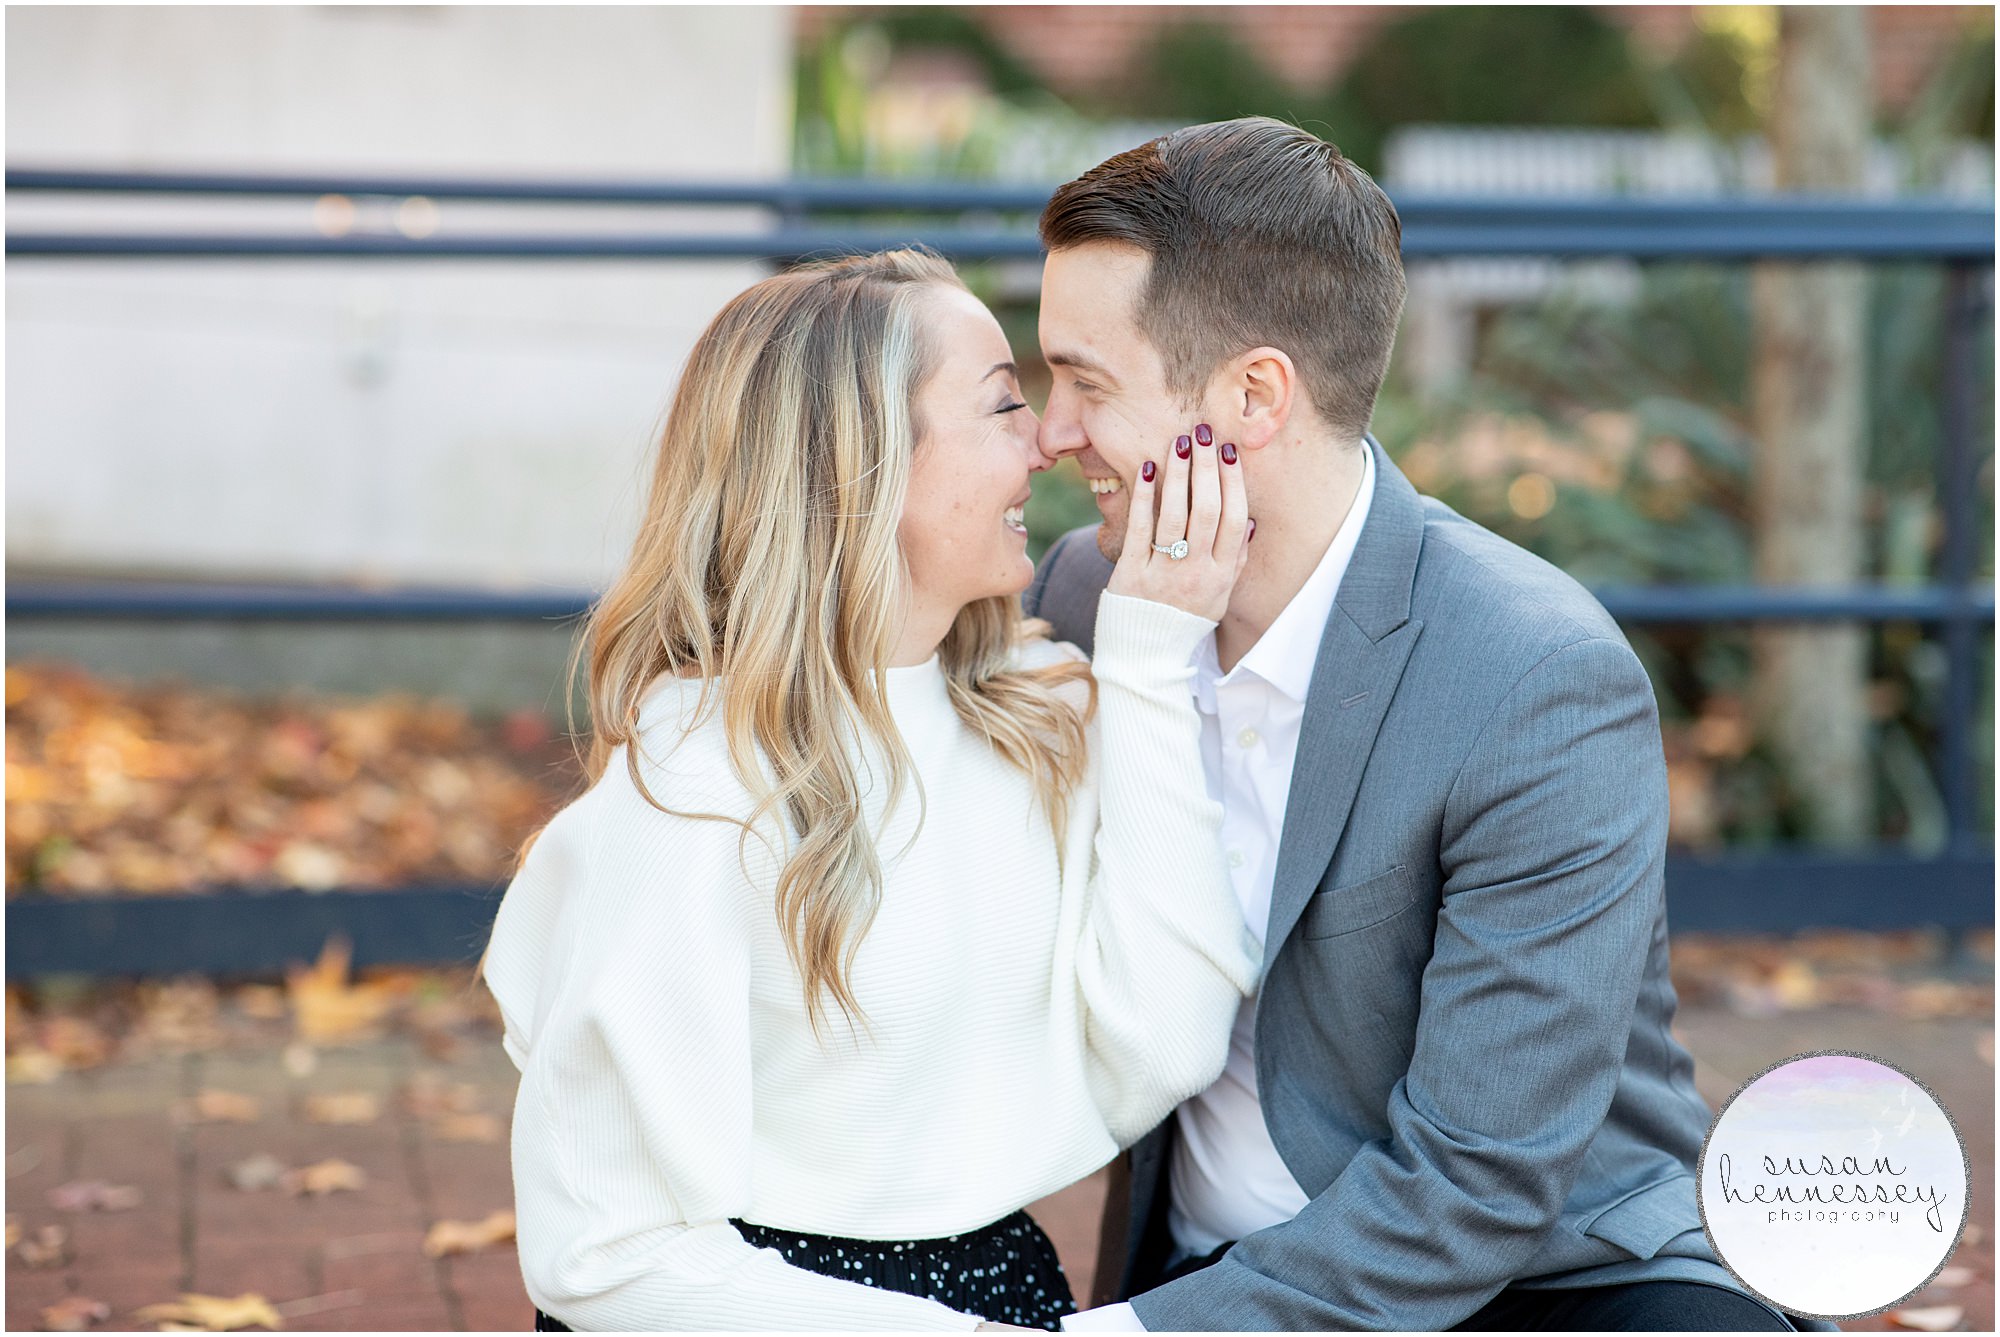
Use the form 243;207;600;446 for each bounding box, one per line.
225;1153;286;1193
1888;1305;1964;1331
1929;1266;1976;1289
280;1042;316;1078
303;1091;380;1125
133;1293;283;1332
424;1209;515;1257
16;1223;69;1267
431;1112;502;1144
234;986;287;1022
181;1090;260;1124
400;1072;480;1118
286;936;396;1045
4;1213;17;1247
48;1179;142;1212
39;1296;110;1331
8;1048;63;1084
40;1015;112;1068
280;1158;366;1196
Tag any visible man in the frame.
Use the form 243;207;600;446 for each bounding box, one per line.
1023;117;1830;1331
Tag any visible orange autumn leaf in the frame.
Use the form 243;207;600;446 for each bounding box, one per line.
181;1089;261;1123
133;1293;283;1332
302;1092;380;1125
285;937;395;1044
280;1159;366;1196
431;1112;502;1144
423;1209;515;1257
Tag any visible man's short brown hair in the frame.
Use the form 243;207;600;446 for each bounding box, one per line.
1039;116;1406;442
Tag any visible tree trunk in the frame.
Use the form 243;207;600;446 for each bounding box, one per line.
1750;6;1873;846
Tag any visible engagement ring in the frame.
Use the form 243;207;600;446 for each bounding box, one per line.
1152;540;1190;560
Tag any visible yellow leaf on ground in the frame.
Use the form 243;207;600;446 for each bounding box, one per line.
302;1092;379;1125
432;1112;502;1143
423;1209;515;1257
133;1292;283;1332
280;1159;366;1196
39;1295;110;1330
182;1090;261;1123
8;1048;63;1084
15;1223;69;1267
5;1214;18;1248
1889;1305;1966;1331
286;936;395;1045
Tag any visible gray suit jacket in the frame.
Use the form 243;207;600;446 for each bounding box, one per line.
1025;438;1826;1330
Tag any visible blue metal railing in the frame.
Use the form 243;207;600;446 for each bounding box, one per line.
5;168;1992;972
5;167;1992;259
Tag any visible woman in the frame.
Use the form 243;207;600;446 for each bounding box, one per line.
478;249;1259;1330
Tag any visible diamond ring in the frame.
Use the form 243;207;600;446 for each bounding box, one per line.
1152;539;1190;560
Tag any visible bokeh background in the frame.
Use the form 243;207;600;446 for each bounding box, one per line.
5;6;1993;1333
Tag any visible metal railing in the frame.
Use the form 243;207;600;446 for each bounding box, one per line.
5;168;1992;975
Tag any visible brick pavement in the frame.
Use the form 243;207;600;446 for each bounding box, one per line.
6;1003;1989;1331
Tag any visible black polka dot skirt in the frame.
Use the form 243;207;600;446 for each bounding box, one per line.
532;1209;1076;1330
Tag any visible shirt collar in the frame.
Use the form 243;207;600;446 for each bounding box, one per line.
1194;442;1375;708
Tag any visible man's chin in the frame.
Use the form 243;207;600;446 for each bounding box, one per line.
1094;525;1123;564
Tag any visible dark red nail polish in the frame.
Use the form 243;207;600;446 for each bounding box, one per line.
1141;460;1156;482
1221;442;1238;465
1195;424;1213;447
1174;435;1191;459
1248;518;1257;541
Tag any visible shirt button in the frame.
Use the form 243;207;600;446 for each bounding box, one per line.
1237;727;1260;749
1227;850;1245;869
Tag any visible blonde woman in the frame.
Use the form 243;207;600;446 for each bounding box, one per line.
479;249;1259;1331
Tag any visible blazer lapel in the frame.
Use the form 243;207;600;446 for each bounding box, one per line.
1261;436;1427;969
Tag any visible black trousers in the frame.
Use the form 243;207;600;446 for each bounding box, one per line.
1158;1244;1799;1331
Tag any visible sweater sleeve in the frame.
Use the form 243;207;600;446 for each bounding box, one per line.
487;772;986;1332
1071;592;1262;1148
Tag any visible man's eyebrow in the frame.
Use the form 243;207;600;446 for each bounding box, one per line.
980;361;1017;382
1044;350;1114;381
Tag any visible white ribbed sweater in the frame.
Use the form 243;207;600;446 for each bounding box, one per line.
481;592;1260;1330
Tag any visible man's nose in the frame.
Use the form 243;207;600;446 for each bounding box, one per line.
1036;399;1086;465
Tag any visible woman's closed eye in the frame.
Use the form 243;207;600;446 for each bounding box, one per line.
996;400;1029;414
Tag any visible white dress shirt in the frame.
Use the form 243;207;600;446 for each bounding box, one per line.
1064;445;1374;1332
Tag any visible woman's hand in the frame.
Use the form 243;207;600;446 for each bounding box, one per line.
1104;423;1252;623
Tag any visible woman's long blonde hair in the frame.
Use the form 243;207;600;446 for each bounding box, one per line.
490;249;1092;1033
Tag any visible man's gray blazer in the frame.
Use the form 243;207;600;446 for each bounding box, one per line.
1025;437;1826;1330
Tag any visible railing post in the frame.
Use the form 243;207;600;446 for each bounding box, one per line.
1938;261;1988;854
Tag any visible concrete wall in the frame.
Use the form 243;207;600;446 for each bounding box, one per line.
6;5;791;589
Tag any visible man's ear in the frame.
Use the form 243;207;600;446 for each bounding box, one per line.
1225;346;1296;451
